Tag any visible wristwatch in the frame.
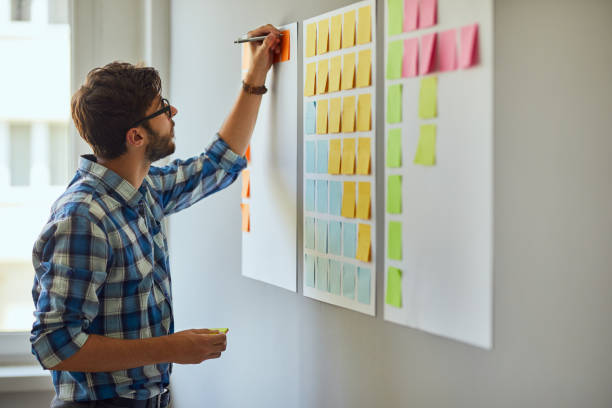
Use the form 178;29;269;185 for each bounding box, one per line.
242;80;267;95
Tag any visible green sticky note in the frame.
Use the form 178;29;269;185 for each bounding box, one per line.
414;124;436;166
386;40;403;79
388;221;402;260
387;84;402;124
388;0;404;36
418;76;437;119
386;128;402;168
210;328;229;334
385;267;402;308
342;263;356;300
387;175;402;214
329;260;342;295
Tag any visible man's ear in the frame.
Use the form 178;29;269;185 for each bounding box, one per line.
126;127;146;148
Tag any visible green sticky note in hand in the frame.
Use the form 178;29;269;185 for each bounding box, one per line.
385;267;402;308
388;221;402;260
418;76;437;119
210;328;228;334
414;124;436;166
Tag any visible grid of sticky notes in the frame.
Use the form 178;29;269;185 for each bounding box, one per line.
303;0;376;316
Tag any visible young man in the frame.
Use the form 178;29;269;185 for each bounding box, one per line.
30;25;281;408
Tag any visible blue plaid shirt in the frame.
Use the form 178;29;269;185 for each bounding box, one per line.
31;135;246;402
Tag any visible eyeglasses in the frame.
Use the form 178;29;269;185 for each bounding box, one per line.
129;98;172;128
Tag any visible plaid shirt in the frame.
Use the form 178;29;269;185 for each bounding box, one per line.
30;135;246;402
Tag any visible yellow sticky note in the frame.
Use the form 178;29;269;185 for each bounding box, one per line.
317;19;329;55
356;49;371;88
317;59;329;94
357;93;371;132
329;56;342;93
356;182;371;220
342;10;356;48
356;223;371;262
341;138;355;174
342;96;356;133
210;328;229;334
341;53;355;90
316;99;328;134
329;97;341;133
356;137;371;175
306;23;317;58
414;124;436;165
418;76;437;119
328;139;341;174
357;6;371;45
304;62;316;97
330;15;342;52
341;181;356;218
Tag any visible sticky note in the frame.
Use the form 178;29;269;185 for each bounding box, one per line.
341;96;356;132
388;0;403;35
329;221;342;255
386;128;402;167
356;137;371;175
317;59;329;94
386;40;403;79
438;29;457;72
305;101;317;134
343;223;356;258
341;181;356;218
245;144;251;163
306;23;317;58
305;217;315;249
388;221;402;260
356;49;371;88
317;19;329;55
387;175;402;214
329;181;342;216
460;23;478;69
356;223;371;262
306;141;316;173
305;179;316;212
404;0;419;31
329;97;341;133
356;182;371;220
385;267;402;308
342;263;356;299
330;15;342;52
241;203;250;232
414;124;436;166
340;138;355;174
304;62;316;97
356;93;371;132
357;6;371;45
241;169;250;198
357;267;371;304
403;38;418;77
387;84;402;124
341;53;355;90
316;219;328;253
342;10;356;48
328;139;341;174
329;260;342;295
316;99;328;134
329;56;342;93
305;254;315;287
419;0;437;28
273;30;291;63
316;180;328;213
316;257;329;291
317;140;328;173
420;33;437;75
418;76;437;119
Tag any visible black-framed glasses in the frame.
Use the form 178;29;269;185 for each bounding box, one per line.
129;98;172;128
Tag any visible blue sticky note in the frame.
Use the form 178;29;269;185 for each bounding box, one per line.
305;217;315;249
342;264;356;299
306;141;316;173
305;254;315;287
305;101;317;134
329;181;342;216
329;260;342;295
316;257;329;291
316;219;328;253
317;140;328;174
316;180;328;213
357;267;371;304
342;222;356;258
329;221;342;255
305;179;316;212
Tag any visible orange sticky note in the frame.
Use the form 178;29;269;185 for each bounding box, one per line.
330;15;342;51
241;169;250;198
329;97;341;133
317;19;329;55
357;6;371;45
317;59;329;94
356;93;371;132
304;62;316;97
329;56;342;93
306;23;317;58
241;203;250;232
316;99;328;134
341;181;356;218
356;182;371;220
245;144;251;162
341;53;355;90
328;139;341;174
342;96;356;133
356;137;371;175
356;223;371;262
356;49;371;88
273;30;291;63
342;10;356;48
341;138;355;174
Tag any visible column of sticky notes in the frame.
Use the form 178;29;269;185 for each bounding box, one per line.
303;0;376;316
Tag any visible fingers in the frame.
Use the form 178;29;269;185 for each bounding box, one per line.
248;24;281;38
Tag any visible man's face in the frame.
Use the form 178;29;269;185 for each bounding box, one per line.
143;97;177;163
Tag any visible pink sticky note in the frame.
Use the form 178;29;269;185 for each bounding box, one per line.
419;0;437;29
403;38;418;77
419;33;437;75
460;23;479;69
438;29;457;72
404;0;419;31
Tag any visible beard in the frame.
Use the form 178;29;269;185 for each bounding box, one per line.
144;123;175;163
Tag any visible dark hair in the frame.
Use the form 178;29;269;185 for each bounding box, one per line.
71;61;162;159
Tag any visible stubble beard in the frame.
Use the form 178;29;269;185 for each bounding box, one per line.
145;124;176;163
